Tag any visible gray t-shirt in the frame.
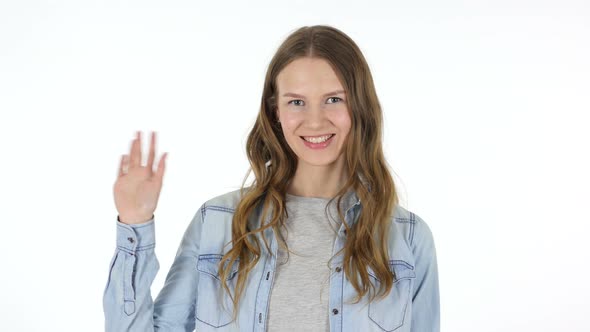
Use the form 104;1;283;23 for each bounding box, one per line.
266;192;350;331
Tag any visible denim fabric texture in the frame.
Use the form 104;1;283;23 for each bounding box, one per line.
103;188;440;331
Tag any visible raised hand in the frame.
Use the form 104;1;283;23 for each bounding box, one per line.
114;130;167;225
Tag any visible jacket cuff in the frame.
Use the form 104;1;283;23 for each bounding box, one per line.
116;215;156;253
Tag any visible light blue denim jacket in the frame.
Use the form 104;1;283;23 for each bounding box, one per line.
103;188;440;331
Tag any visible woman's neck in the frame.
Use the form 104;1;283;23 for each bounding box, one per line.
287;159;349;198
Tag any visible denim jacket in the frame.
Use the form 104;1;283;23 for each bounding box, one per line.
103;188;440;331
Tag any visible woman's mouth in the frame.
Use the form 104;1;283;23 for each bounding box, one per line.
300;134;335;149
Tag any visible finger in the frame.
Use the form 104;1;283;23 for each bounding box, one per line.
147;131;156;176
129;131;141;169
118;154;126;177
123;154;130;172
156;152;167;182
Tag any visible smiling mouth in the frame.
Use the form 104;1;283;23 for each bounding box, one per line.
300;134;335;143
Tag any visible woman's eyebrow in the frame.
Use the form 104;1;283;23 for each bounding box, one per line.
282;90;345;98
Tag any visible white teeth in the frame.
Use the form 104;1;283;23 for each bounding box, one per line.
303;134;333;143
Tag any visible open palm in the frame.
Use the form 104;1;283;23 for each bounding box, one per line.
113;131;167;225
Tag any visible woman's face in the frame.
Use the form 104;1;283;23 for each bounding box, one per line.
275;57;351;168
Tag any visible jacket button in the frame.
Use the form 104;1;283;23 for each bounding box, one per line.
335;267;342;272
332;308;339;315
127;237;134;243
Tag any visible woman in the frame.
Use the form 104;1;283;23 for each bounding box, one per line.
104;25;440;331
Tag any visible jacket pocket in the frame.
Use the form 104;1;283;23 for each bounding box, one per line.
195;254;240;328
367;260;416;331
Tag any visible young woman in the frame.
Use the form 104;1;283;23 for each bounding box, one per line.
104;25;440;332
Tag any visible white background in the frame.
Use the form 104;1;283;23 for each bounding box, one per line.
0;0;588;331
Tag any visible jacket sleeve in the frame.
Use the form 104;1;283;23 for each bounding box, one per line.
410;213;440;332
103;206;205;331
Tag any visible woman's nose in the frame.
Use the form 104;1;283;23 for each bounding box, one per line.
305;104;327;125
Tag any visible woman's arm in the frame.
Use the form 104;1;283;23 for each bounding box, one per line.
410;213;440;332
103;207;204;331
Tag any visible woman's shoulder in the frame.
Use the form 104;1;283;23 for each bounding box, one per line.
391;204;435;249
202;186;252;212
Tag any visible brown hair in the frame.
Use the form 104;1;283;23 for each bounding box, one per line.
218;24;399;322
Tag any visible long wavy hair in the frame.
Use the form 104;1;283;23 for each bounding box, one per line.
217;25;399;322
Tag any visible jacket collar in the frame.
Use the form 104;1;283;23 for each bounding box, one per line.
343;173;372;225
255;173;371;227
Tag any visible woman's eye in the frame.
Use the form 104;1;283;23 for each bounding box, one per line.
288;100;304;106
327;97;342;103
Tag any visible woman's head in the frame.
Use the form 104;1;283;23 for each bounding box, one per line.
247;24;388;193
275;57;351;170
222;25;399;321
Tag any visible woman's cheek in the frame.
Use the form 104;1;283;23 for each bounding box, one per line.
282;112;303;127
333;107;352;128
